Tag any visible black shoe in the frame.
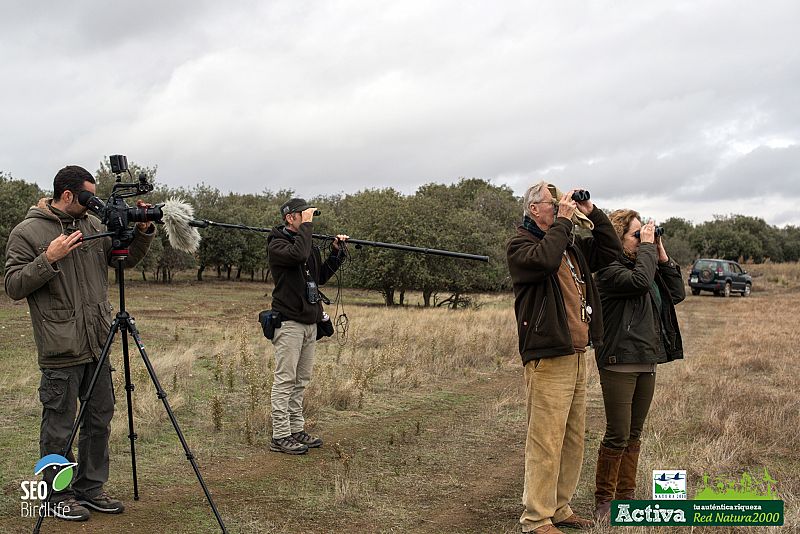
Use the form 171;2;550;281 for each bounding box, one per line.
53;497;91;521
77;490;125;514
292;430;323;448
270;435;309;454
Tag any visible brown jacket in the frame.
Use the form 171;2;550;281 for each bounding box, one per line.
506;207;621;364
4;199;154;368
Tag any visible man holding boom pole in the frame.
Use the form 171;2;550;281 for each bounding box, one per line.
266;198;348;455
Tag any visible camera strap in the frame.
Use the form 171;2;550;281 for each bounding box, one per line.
318;289;331;305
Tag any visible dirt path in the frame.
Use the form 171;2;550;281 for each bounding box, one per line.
8;365;607;534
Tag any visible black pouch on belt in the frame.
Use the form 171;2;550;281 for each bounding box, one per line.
258;310;282;339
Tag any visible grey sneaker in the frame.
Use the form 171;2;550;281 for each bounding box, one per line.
53;497;90;521
270;435;309;455
77;490;125;514
292;430;323;448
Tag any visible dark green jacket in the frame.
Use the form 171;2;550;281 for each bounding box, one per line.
506;207;622;364
4;199;155;368
267;223;344;324
594;243;685;366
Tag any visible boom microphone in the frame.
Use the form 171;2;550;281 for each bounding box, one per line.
161;198;202;253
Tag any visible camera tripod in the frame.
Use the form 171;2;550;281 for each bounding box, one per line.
34;244;227;533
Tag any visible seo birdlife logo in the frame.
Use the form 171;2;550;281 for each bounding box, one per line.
20;454;77;518
34;454;77;493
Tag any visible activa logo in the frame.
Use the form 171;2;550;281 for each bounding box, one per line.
615;503;687;524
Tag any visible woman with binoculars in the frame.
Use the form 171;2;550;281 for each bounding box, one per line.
591;210;686;521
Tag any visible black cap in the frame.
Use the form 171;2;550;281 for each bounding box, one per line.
280;198;312;217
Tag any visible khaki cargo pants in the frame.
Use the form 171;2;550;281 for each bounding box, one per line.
270;320;317;439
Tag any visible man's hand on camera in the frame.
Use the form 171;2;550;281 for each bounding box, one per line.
571;188;594;215
640;220;656;244
135;200;153;231
301;207;317;223
332;234;349;251
557;192;577;220
46;231;83;264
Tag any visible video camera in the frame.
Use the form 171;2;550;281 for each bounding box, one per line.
78;154;164;245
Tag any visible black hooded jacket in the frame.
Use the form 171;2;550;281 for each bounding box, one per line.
267;222;344;324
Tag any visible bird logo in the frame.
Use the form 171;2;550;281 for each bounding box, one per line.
34;454;77;492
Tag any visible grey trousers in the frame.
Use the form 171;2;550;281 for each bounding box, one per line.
270;320;317;439
38;359;115;501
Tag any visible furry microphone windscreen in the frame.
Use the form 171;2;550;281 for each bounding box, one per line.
161;198;201;253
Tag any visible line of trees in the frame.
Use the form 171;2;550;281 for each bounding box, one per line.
659;215;800;267
3;164;799;306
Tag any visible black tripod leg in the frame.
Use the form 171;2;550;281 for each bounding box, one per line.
120;324;140;500
125;317;228;533
33;317;120;534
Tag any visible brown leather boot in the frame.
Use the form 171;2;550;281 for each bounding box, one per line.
615;439;641;500
594;444;624;521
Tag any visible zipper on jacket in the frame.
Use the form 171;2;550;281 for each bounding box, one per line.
626;301;639;331
534;295;547;331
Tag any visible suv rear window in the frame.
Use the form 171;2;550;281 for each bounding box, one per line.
694;260;720;271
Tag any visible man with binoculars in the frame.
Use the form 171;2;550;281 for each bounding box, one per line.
266;198;348;455
507;182;621;533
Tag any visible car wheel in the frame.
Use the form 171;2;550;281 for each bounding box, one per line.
691;288;701;296
743;283;751;297
724;282;731;298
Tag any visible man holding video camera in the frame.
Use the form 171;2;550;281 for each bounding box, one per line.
267;198;348;455
4;165;155;522
506;182;621;533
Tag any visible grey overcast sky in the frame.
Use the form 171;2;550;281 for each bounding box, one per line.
1;1;798;226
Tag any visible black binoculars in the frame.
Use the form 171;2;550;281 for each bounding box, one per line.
633;226;664;239
571;190;590;202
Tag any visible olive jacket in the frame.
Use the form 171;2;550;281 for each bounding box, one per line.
506;207;622;365
594;243;685;366
4;199;155;368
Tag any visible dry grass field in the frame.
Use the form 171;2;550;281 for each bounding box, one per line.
0;263;797;533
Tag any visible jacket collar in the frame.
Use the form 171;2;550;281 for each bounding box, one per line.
521;215;545;239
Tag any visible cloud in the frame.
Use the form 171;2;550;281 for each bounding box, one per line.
699;144;800;199
1;1;798;226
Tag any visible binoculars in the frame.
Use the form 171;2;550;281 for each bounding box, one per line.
571;190;590;202
633;226;664;239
